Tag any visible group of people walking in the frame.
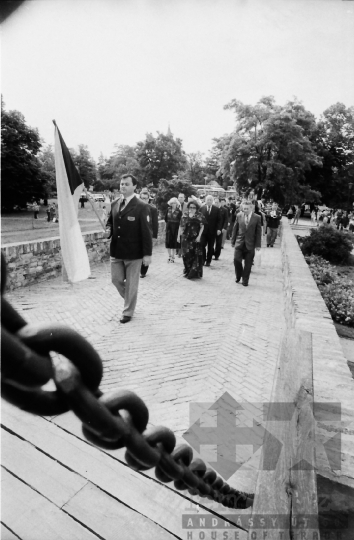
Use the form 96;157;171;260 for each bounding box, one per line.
164;194;230;279
104;174;283;324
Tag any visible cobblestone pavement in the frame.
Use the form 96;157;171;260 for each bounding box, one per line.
6;236;285;493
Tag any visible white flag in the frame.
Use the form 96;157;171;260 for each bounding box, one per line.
54;123;90;282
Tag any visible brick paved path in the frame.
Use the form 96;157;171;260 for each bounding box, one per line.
6;237;285;493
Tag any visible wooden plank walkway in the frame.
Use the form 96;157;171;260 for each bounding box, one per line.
1;400;249;540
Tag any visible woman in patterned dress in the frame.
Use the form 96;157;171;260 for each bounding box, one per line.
178;201;206;279
165;197;182;262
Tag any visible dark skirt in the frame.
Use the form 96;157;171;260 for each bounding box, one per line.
182;239;203;279
165;222;180;248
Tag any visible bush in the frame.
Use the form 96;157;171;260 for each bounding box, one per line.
300;225;354;264
305;254;354;327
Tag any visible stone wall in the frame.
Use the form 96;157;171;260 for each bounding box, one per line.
280;219;353;488
1;221;166;291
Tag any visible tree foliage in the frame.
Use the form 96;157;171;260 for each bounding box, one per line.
306;103;354;207
38;144;56;195
70;144;97;188
154;177;197;215
1;99;48;210
221;96;322;204
136;132;187;187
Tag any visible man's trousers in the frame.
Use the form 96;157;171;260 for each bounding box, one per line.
266;227;278;246
111;257;142;317
214;233;223;259
202;234;216;264
234;247;255;285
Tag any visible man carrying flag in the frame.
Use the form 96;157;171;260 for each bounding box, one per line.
53;121;90;282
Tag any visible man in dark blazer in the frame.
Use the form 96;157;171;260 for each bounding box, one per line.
139;191;158;278
105;174;152;323
231;199;262;287
200;195;223;266
213;198;229;259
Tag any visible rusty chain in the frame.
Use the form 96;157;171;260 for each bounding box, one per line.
1;253;253;509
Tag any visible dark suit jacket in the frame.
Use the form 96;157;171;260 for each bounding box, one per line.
148;204;159;239
231;211;262;251
219;206;229;229
200;205;223;237
106;196;152;260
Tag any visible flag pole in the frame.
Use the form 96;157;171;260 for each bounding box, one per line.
82;186;106;231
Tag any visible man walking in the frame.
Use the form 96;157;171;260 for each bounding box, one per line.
265;203;282;247
200;195;222;266
139;190;158;278
231;199;261;287
105;174;152;323
214;198;229;257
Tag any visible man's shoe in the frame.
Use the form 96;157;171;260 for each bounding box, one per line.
270;245;274;247
214;257;219;261
242;282;248;287
120;316;132;324
235;278;241;283
205;262;211;267
140;274;146;278
267;244;270;247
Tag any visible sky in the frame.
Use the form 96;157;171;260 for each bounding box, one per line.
2;0;354;161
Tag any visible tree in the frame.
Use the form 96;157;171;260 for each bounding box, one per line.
1;99;48;210
179;152;206;185
38;144;56;195
306;103;354;207
136;132;187;187
221;96;322;204
70;144;97;189
154;178;197;215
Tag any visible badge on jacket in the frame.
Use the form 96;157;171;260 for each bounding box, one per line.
128;216;135;221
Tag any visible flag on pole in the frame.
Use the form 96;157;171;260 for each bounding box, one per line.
53;122;90;282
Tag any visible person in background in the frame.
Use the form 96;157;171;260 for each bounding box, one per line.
165;197;182;263
46;207;51;222
139;191;158;278
266;203;282;247
219;199;229;249
341;211;349;231
176;193;188;257
311;209;317;225
200;195;222;266
213;198;228;260
227;197;237;239
178;200;205;280
102;205;108;225
348;213;354;233
292;205;301;225
79;194;85;208
287;205;294;222
33;202;39;219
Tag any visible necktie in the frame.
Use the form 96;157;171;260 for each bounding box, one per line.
119;199;126;214
208;206;211;214
245;215;248;226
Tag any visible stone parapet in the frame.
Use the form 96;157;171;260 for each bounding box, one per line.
2;221;166;290
280;219;354;489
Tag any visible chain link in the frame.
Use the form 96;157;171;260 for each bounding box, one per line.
0;253;253;509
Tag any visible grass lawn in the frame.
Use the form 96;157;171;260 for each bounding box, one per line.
1;199;109;245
